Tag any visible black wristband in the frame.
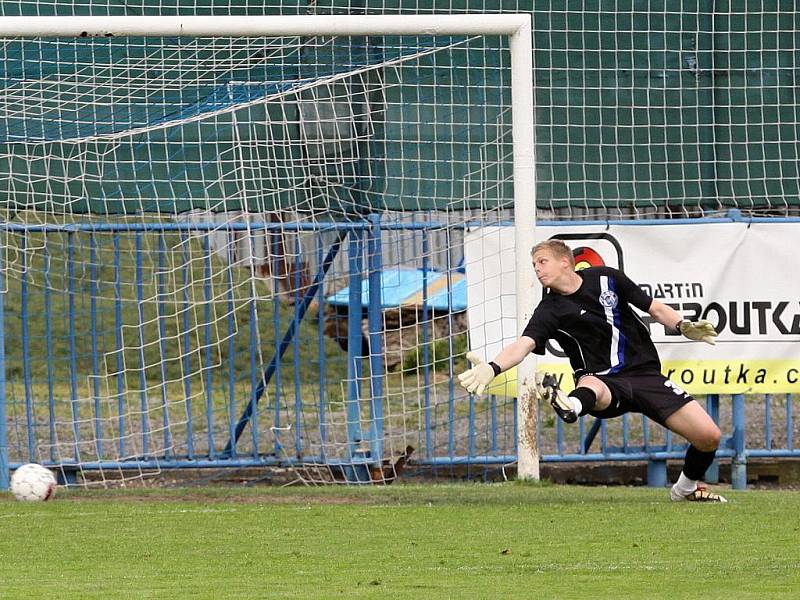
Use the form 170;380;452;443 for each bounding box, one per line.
675;319;688;333
488;361;502;376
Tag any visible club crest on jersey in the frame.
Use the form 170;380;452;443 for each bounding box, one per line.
599;290;618;308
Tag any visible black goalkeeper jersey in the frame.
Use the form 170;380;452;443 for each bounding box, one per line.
521;266;660;377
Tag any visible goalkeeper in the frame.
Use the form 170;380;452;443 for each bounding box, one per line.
458;239;726;503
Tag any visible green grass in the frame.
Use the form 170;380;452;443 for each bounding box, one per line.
3;229;348;383
1;483;798;599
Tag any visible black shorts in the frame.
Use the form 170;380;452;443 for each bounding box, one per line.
580;372;694;426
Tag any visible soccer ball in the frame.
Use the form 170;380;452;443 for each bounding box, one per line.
10;463;57;502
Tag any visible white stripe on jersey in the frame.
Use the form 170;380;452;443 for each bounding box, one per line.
556;328;587;371
597;275;620;375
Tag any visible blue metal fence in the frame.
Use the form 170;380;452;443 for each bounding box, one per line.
0;218;796;489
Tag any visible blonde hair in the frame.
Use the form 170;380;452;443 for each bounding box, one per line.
531;239;575;267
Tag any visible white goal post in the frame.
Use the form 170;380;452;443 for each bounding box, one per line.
0;14;538;484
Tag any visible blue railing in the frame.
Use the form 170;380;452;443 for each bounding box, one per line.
0;217;795;489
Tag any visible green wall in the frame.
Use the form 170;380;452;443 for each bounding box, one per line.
1;1;798;213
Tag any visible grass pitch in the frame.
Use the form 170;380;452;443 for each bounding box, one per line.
0;483;797;599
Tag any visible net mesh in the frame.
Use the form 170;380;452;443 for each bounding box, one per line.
2;29;520;485
4;3;800;487
4;3;799;218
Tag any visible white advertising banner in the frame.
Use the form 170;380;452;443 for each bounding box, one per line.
464;222;800;395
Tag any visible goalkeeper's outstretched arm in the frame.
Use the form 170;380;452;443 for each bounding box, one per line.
457;337;536;396
490;336;537;372
648;300;718;345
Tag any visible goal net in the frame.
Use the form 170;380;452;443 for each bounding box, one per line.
0;15;536;486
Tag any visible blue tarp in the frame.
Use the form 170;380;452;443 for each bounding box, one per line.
326;268;467;311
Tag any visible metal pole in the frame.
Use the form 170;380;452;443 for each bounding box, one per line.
510;16;539;480
731;393;747;489
0;14;534;38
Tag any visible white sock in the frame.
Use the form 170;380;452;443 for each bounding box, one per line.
673;472;697;494
567;395;582;415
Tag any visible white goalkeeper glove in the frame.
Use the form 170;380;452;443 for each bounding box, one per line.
457;351;499;397
678;319;718;345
